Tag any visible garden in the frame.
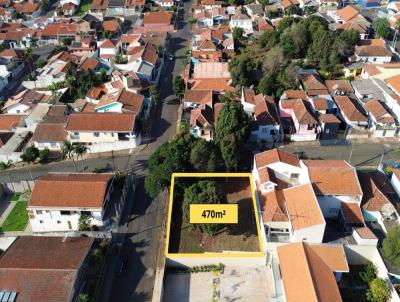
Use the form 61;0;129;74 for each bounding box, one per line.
0;192;29;232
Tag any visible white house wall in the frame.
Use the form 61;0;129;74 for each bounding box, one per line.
291;222;325;244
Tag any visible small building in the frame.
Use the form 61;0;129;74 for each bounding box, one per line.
319;113;341;140
2;89;49;114
303;159;363;218
364;99;397;137
334;95;369;130
189;104;213;140
0;236;94;302
277;242;349;302
353;39;392;64
28;173;116;232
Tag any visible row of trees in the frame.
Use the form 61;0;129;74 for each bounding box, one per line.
229;16;361;97
144;101;251;198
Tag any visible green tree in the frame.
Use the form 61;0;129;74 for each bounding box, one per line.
219;134;240;171
150;85;160;104
188;16;197;24
359;262;377;284
383;224;400;269
190;140;221;172
229;53;261;87
182;180;227;235
215;101;251;144
259;30;279;49
173;75;185;99
62;140;77;171
23;47;33;75
145;133;197;198
372;18;390;39
232;27;244;41
20;146;39;163
74;143;88;171
76;294;90;302
366;278;391;302
78;214;91;231
39;148;50;163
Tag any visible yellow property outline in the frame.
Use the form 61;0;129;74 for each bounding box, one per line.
165;172;265;258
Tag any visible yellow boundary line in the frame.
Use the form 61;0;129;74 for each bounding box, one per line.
165;172;265;258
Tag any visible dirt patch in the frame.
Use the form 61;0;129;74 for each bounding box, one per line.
168;177;260;254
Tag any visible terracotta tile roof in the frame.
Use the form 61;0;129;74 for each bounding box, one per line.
185;90;212;105
90;0;108;9
363;64;382;77
66;112;136;132
303;160;362;196
0;48;24;59
190;79;235;91
198;39;217;50
79;57;99;71
0;236;93;302
355;39;392;57
336;5;359;22
99;39;118;48
283;89;308;100
307;89;329;96
31;123;68;143
281;99;318;124
143;11;173;25
29;173;114;208
302;74;327;91
255;148;300;169
312;98;328;110
190;105;212;128
364;99;395;123
341;202;364;225
358;171;394;212
325;80;354;94
0;115;23;130
308;244;349;272
355;226;377;239
41;23;78;37
3;89;48;110
13;1;39;13
334;96;368;122
277;242;344;302
258;18;274;31
386;74;400;95
103;19;119;32
284;184;325;230
254;95;280;126
260;189;289;222
96;90;144;113
319;113;341;124
127;43;158;65
213;102;224;125
193;62;230;79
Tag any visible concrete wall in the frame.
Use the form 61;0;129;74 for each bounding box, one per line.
317;195;360;218
166;253;266;267
2;181;35;193
29;207;104;232
0;236;17;251
86;136;141;153
391;173;400;198
291;223;325;244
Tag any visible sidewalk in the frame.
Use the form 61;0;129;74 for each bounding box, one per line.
0;199;16;226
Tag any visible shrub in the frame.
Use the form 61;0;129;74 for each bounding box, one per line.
366;278;391;302
359;262;377;284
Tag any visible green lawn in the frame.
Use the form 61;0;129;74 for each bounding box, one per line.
75;0;90;15
0;201;29;232
10;193;21;201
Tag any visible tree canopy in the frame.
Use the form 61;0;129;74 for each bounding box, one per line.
372;18;390;39
383;224;400;269
182;180;227;235
366;278;391;302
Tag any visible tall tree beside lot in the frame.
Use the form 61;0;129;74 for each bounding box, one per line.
372;18;390;39
393;19;400;46
78;214;91;231
383;224;400;269
190;139;222;172
229;53;262;88
62;140;77;171
20;146;39;163
215;101;251;171
359;262;377;284
182;180;227;235
39;148;50;163
145;133;197;198
150;85;160;104
366;278;391;302
74;144;88;171
24;47;33;75
173;75;185;99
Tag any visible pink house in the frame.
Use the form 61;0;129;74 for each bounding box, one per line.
279;98;321;141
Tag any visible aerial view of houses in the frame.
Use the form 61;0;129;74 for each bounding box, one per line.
2;0;400;300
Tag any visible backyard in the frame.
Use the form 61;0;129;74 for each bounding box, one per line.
168;177;261;254
340;265;368;302
0;200;29;232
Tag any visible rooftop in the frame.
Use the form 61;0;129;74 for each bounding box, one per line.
29;173;114;209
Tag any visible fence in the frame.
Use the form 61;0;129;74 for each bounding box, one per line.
2;180;35;193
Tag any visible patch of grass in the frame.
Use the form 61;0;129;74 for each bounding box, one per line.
75;0;90;15
10;193;21;201
0;201;28;232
